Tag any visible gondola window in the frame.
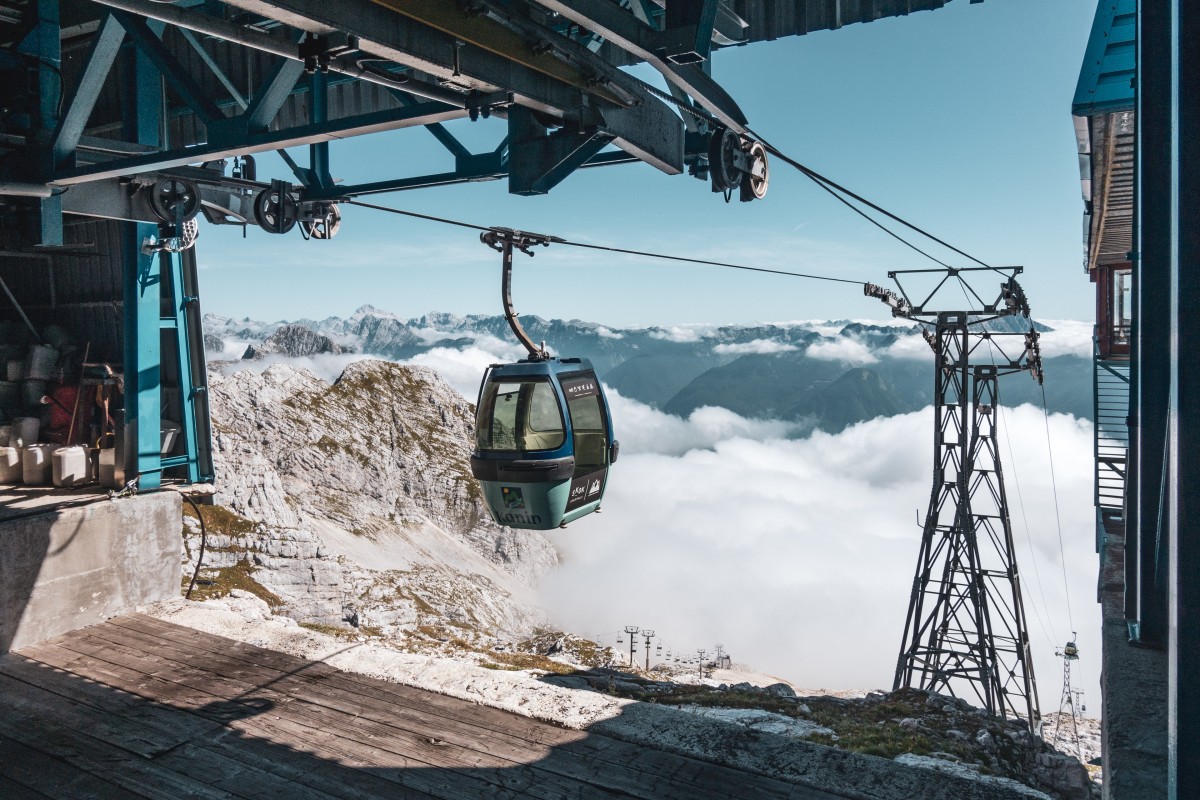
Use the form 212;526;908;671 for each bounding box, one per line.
475;380;565;452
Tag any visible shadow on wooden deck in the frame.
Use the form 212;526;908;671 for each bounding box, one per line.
0;615;845;800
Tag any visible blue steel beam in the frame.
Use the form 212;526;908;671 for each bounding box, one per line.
122;24;163;491
241;58;306;133
386;89;471;161
217;0;682;173
54;101;466;184
275;148;311;187
163;246;200;483
112;10;224;125
18;0;63;245
127;230;162;490
178;27;248;109
308;69;333;189
52;14;126;168
18;0;60;134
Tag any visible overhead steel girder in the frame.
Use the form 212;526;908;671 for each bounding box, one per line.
531;0;750;134
304;148;639;199
53;101;467;184
508;106;613;195
52;14;126;168
90;0;465;107
111;10;225;125
358;0;631;107
219;0;683;174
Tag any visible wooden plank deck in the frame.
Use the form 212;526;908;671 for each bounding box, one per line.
0;615;848;799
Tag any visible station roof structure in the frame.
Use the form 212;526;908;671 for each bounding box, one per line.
1;0;959;227
1072;0;1136;274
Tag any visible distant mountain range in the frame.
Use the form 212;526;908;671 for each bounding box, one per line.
204;306;1090;431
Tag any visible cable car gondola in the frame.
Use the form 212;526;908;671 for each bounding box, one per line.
469;228;618;531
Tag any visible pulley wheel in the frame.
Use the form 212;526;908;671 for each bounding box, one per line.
302;204;341;240
148;178;201;223
253;186;300;234
741;141;769;201
708;129;741;192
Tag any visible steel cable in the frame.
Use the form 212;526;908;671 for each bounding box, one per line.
346;199;864;285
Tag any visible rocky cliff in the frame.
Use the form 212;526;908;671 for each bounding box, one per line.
191;360;558;638
242;323;351;359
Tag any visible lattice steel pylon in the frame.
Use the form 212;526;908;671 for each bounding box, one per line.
865;267;1044;731
1052;637;1084;759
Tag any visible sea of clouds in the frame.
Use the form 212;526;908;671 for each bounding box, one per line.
215;326;1100;715
402;338;1101;715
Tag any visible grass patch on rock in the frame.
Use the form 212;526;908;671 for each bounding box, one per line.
184;559;284;610
182;503;259;538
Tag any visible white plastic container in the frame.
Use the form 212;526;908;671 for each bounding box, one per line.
22;443;56;485
6;358;24;381
99;448;118;489
52;445;90;488
11;416;39;447
26;344;58;381
0;446;21;483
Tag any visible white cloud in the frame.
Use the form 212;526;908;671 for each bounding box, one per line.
648;325;711;343
595;326;624;340
883;334;935;361
1037;319;1095;358
804;338;878;364
713;339;798;356
539;404;1099;715
606;389;800;457
397;339;527;400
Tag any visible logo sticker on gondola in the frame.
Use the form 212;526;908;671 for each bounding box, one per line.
565;470;606;512
501;487;525;510
560;376;599;399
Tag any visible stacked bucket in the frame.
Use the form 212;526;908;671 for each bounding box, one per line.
0;322;101;489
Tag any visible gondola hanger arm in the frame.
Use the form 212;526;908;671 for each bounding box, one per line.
480;227;558;360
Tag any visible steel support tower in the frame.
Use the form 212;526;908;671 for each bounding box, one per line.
866;268;1043;729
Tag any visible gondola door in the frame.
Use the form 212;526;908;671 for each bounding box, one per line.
559;372;611;517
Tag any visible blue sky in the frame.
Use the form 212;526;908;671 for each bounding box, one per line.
198;0;1099;327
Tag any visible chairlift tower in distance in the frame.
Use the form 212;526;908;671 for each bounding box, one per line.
866;267;1043;731
623;626;640;667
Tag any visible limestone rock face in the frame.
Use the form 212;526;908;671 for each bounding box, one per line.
242;323;350;359
319;306;422;357
204;359;559;635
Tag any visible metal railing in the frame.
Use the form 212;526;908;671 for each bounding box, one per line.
1093;332;1130;511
